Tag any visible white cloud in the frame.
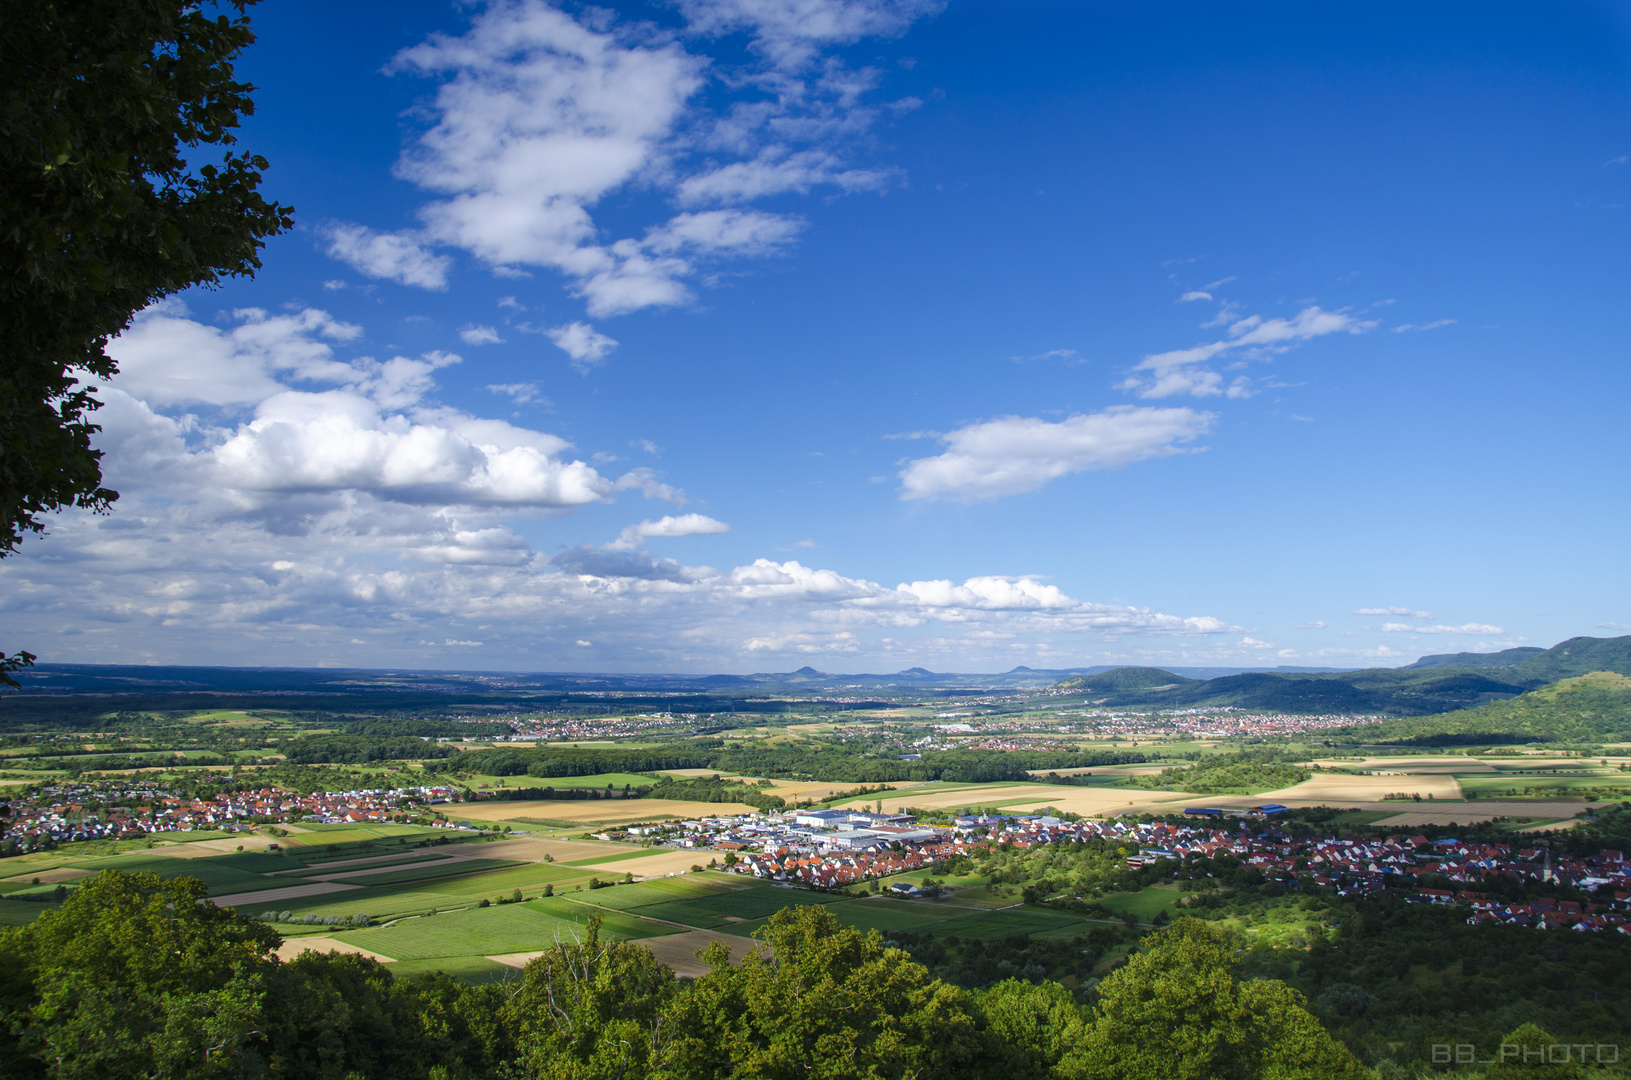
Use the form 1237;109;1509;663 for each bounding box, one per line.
606;513;731;550
898;406;1214;501
1123;306;1376;399
1391;319;1456;333
679;0;944;71
547;321;619;370
487;382;548;405
614;467;688;504
1355;606;1434;618
676;148;896;205
313;0;935;320
106;301;362;408
1295;621;1326;630
644;209;804;255
1382;622;1505;635
322;224;452;290
97;304;616;517
1178;290;1212;302
460;324;505;345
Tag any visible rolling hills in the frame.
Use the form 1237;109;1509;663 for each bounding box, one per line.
1048;634;1631;718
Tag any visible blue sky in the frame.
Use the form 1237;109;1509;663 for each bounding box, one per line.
7;0;1630;672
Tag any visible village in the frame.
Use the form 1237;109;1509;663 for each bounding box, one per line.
0;780;458;850
623;805;1631;933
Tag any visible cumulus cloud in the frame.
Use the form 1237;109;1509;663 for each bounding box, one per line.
106;301;362;408
313;0;936;325
606;513;730;550
1295;621;1326;630
898;406;1214;501
547;322;619;370
322;224;452;289
1122;306;1376;399
98;304;615;515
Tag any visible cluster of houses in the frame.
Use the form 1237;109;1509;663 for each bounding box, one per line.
1017;813;1631;933
0;781;457;851
493;713;693;742
621;804;1631;933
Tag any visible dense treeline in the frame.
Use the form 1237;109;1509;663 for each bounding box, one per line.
0;871;1367;1080
455;747;714;777
282;735;464;765
1115;751;1310;795
707;744;1149;784
453;743;1149;784
642;777;786;811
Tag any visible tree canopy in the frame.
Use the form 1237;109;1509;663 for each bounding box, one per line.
0;872;1376;1079
0;0;292;555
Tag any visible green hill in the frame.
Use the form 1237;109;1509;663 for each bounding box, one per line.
1055;667;1194;692
1345;672;1631;745
1048;634;1631;717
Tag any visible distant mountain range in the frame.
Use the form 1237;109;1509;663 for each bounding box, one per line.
1052;635;1631;716
9;635;1631;725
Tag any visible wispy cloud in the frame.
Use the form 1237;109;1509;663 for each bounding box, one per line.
459;324;505;345
319;0;939;329
1392;319;1456;333
1121;306;1376;399
1355;606;1434;619
898;406;1214;500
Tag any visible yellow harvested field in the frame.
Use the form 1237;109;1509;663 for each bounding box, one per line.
275;936;395;964
1253;772;1464;803
147;837;273;859
1371;799;1590;828
866;783;1192;816
580;849;713;878
1307;756;1497;774
450;799;756;824
2;867;93;885
210;881;360;908
1004;789;1199;816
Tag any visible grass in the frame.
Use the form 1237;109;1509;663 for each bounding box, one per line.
325;858;521;888
561;849;659;867
1098;884;1194;921
69;855;275;895
346;897;679;961
0;899;64;925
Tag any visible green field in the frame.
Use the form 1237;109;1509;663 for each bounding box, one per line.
346;900;674;960
1098;884;1194;921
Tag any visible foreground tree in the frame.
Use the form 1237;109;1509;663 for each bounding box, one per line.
659;904;983;1079
1065;918;1367;1080
0;0;293;677
0;871;279;1079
